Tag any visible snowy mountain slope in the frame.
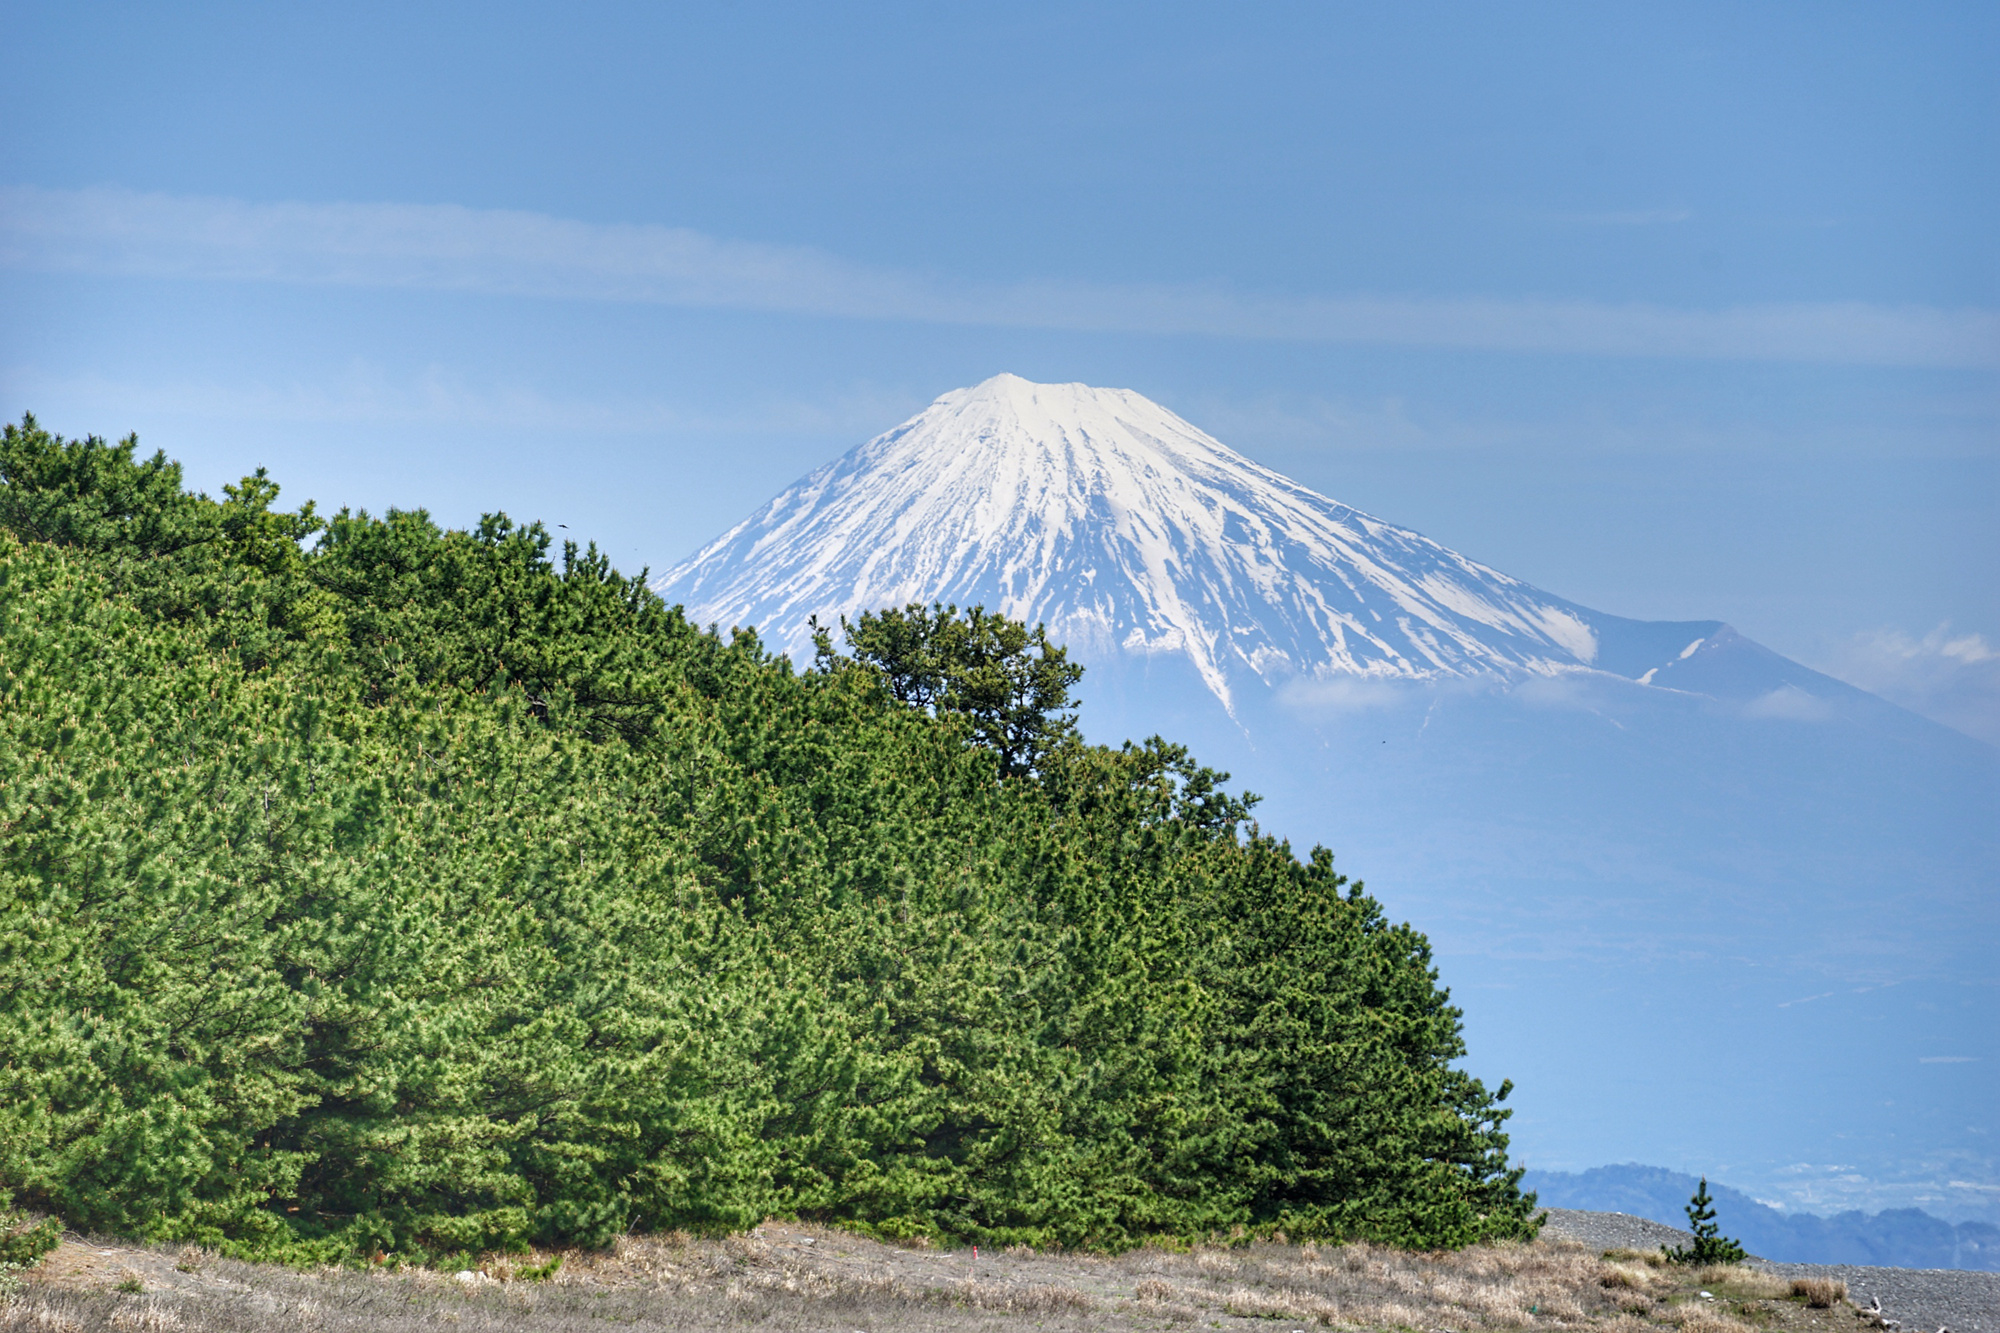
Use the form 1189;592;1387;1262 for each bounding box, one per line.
663;374;1634;711
659;374;1872;720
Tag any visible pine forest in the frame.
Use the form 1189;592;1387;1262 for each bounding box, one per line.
0;417;1536;1265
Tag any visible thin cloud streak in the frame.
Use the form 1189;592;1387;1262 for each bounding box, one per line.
0;361;921;441
1550;207;1694;226
4;185;1996;367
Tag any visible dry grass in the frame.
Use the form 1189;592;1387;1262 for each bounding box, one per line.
1666;1304;1756;1333
1602;1261;1662;1291
1696;1265;1791;1300
1106;1234;1704;1328
4;1225;1860;1333
1791;1277;1848;1308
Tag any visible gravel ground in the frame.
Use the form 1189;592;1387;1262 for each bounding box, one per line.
1539;1208;1702;1255
1539;1209;2000;1333
1755;1261;2000;1333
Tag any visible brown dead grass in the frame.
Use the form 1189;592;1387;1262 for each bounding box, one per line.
3;1225;1864;1333
1602;1261;1662;1291
1694;1264;1790;1299
1792;1277;1848;1308
1666;1301;1756;1333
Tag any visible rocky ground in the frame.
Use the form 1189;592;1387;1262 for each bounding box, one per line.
4;1211;1992;1332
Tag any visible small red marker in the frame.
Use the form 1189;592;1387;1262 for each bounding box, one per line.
972;1246;978;1260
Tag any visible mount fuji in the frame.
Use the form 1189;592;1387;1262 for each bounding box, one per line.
662;373;1833;714
657;374;1999;1223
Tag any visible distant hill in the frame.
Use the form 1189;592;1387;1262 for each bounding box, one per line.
1523;1165;2000;1271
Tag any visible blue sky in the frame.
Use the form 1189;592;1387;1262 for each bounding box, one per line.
3;1;1996;737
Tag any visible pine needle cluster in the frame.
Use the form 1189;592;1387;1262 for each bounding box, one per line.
0;416;1537;1262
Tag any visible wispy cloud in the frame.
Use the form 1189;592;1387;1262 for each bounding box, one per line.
1823;624;2000;746
1277;675;1417;713
1547;207;1693;226
5;185;1996;368
0;360;920;441
1742;684;1836;723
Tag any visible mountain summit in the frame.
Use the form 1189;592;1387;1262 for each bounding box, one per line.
660;373;1719;711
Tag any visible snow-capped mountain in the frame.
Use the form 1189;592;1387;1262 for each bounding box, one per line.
659;373;1726;712
657;373;1997;1229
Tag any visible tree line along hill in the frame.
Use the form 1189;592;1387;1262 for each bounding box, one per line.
0;416;1536;1265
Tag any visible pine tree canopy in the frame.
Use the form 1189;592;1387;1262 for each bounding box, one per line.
0;415;1538;1262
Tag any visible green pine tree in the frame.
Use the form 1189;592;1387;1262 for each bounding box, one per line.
1664;1178;1748;1265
